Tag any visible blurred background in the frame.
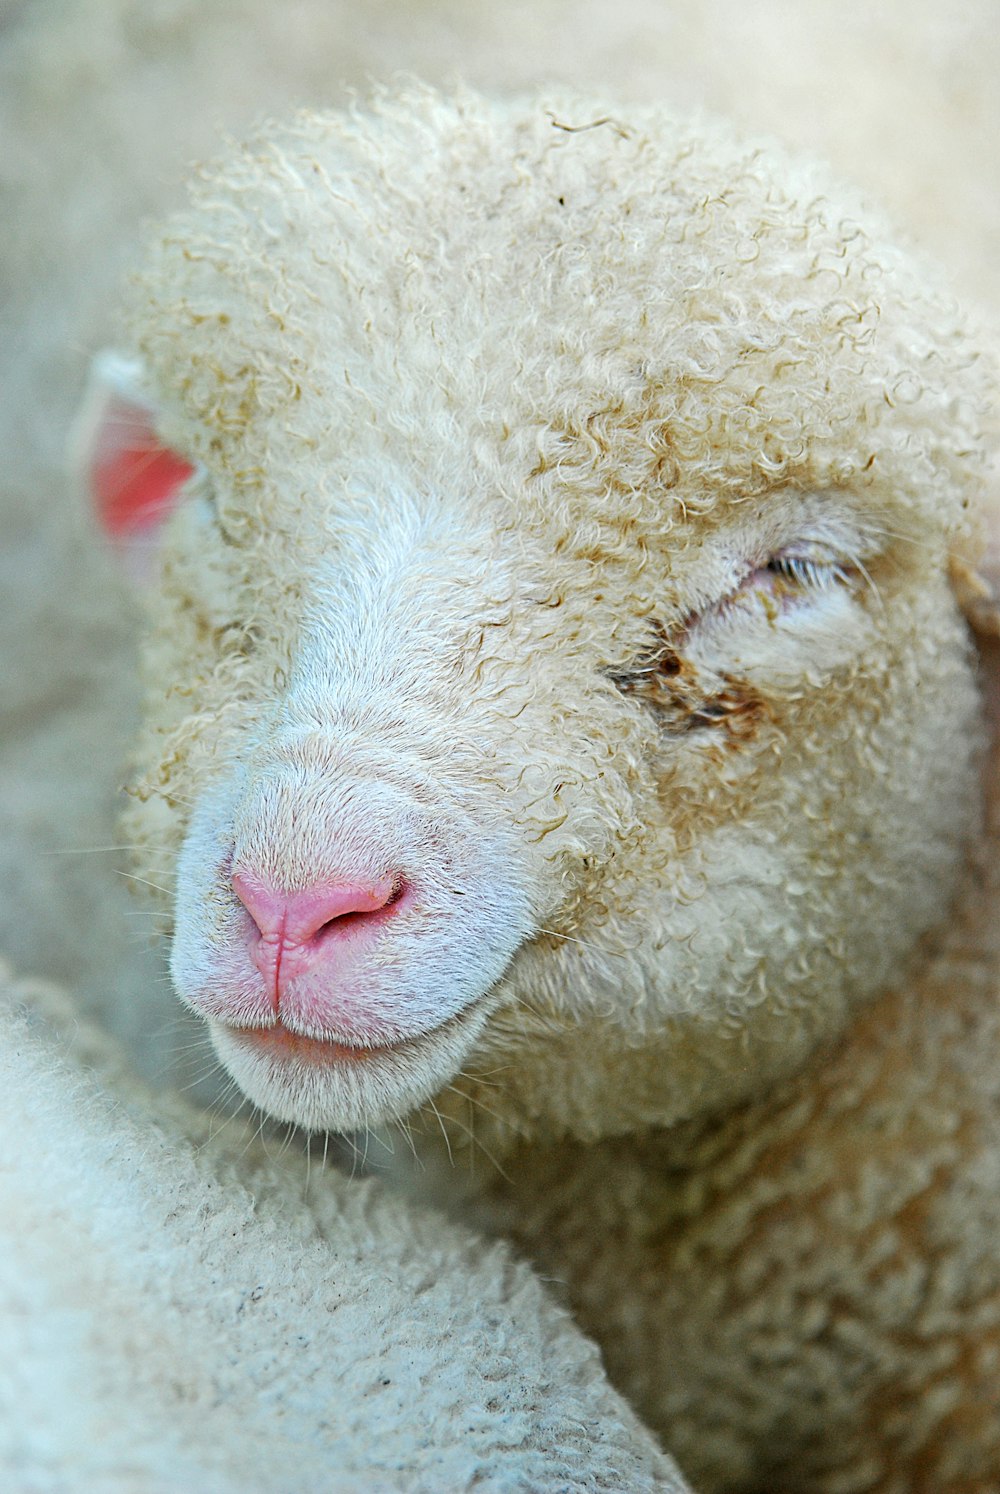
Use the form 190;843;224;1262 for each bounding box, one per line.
2;0;997;1088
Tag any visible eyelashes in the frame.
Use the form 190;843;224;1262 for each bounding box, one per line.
758;547;857;594
697;538;862;628
609;540;864;732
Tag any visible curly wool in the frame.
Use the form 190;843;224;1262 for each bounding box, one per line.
452;799;1000;1491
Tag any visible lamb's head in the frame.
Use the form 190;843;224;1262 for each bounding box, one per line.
110;87;993;1145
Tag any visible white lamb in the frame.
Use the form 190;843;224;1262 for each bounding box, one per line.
91;85;1000;1492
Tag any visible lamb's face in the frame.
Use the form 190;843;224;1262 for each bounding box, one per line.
123;90;990;1141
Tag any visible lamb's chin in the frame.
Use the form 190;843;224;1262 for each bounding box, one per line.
207;1007;488;1131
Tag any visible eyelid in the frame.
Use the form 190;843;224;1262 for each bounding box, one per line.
675;534;866;636
758;547;857;589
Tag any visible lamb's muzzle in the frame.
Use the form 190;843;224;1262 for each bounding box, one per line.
168;693;539;1126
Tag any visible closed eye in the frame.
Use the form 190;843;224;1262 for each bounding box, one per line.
608;533;873;724
761;550;855;590
732;544;860;617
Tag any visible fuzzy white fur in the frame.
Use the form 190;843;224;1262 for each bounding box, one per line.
0;959;684;1491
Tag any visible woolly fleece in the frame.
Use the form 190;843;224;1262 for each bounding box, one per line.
0;959;685;1493
4;8;1000;1493
452;708;1000;1490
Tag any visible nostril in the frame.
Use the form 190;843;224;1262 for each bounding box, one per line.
232;867;405;947
310;877;409;939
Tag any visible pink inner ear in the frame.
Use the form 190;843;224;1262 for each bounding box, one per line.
88;391;195;537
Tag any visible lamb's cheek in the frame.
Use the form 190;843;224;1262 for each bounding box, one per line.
435;586;983;1142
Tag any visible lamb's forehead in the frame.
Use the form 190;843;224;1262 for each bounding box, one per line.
132;88;984;548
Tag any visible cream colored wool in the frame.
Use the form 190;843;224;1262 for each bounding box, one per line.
121;87;1000;1491
2;9;999;1494
0;957;684;1492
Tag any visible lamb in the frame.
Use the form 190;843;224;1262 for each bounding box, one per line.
0;956;683;1492
92;85;1000;1490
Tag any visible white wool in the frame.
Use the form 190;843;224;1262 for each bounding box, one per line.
0;961;684;1492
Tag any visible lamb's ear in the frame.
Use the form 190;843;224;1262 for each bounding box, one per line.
950;495;1000;739
950;551;1000;640
950;483;1000;640
73;350;195;578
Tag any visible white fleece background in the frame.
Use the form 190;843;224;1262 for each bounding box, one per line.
2;0;998;1092
0;961;685;1492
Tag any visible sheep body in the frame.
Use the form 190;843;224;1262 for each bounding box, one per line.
0;958;684;1492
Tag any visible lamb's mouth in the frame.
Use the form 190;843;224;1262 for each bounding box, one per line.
219;1019;414;1066
205;1003;493;1131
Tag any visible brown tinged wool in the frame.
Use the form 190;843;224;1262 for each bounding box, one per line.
448;846;1000;1491
440;643;1000;1490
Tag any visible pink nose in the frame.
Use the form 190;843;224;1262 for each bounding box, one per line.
231;867;404;1004
232;869;400;942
